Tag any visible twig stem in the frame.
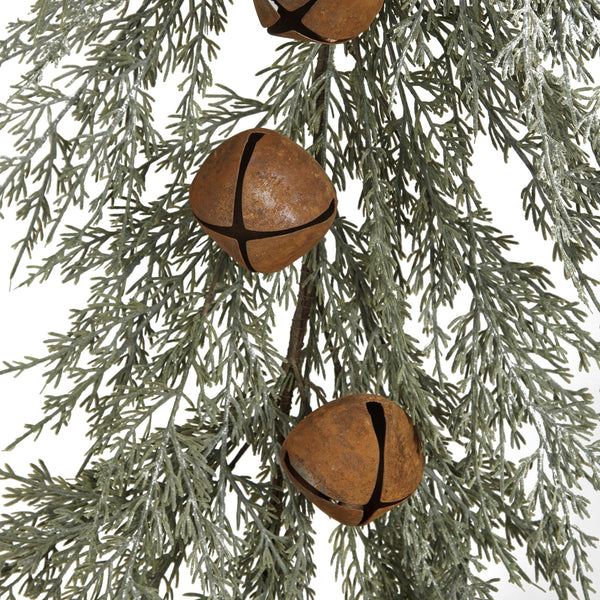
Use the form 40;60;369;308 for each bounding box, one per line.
270;43;332;539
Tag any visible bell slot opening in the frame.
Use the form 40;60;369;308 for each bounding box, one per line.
194;132;264;271
283;451;341;505
267;0;328;43
366;401;386;448
358;402;387;525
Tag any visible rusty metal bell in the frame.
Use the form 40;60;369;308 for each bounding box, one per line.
253;0;384;44
189;128;337;273
281;394;424;526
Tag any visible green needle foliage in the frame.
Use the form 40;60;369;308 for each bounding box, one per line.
1;1;600;599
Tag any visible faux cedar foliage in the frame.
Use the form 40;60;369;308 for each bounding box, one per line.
0;2;599;600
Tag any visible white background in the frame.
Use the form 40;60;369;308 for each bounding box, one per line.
0;2;599;598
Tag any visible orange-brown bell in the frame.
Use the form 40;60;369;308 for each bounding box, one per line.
253;0;384;44
281;394;424;526
189;128;336;273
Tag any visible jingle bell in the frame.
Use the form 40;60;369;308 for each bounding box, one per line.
253;0;384;44
190;128;336;273
281;394;424;525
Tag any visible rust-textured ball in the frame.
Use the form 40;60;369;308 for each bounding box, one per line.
280;394;424;526
253;0;384;44
189;128;337;273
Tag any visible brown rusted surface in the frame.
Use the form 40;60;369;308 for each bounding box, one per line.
189;127;336;273
189;130;247;228
242;132;333;231
253;0;384;44
245;222;331;274
381;401;424;503
253;0;280;28
281;394;424;526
